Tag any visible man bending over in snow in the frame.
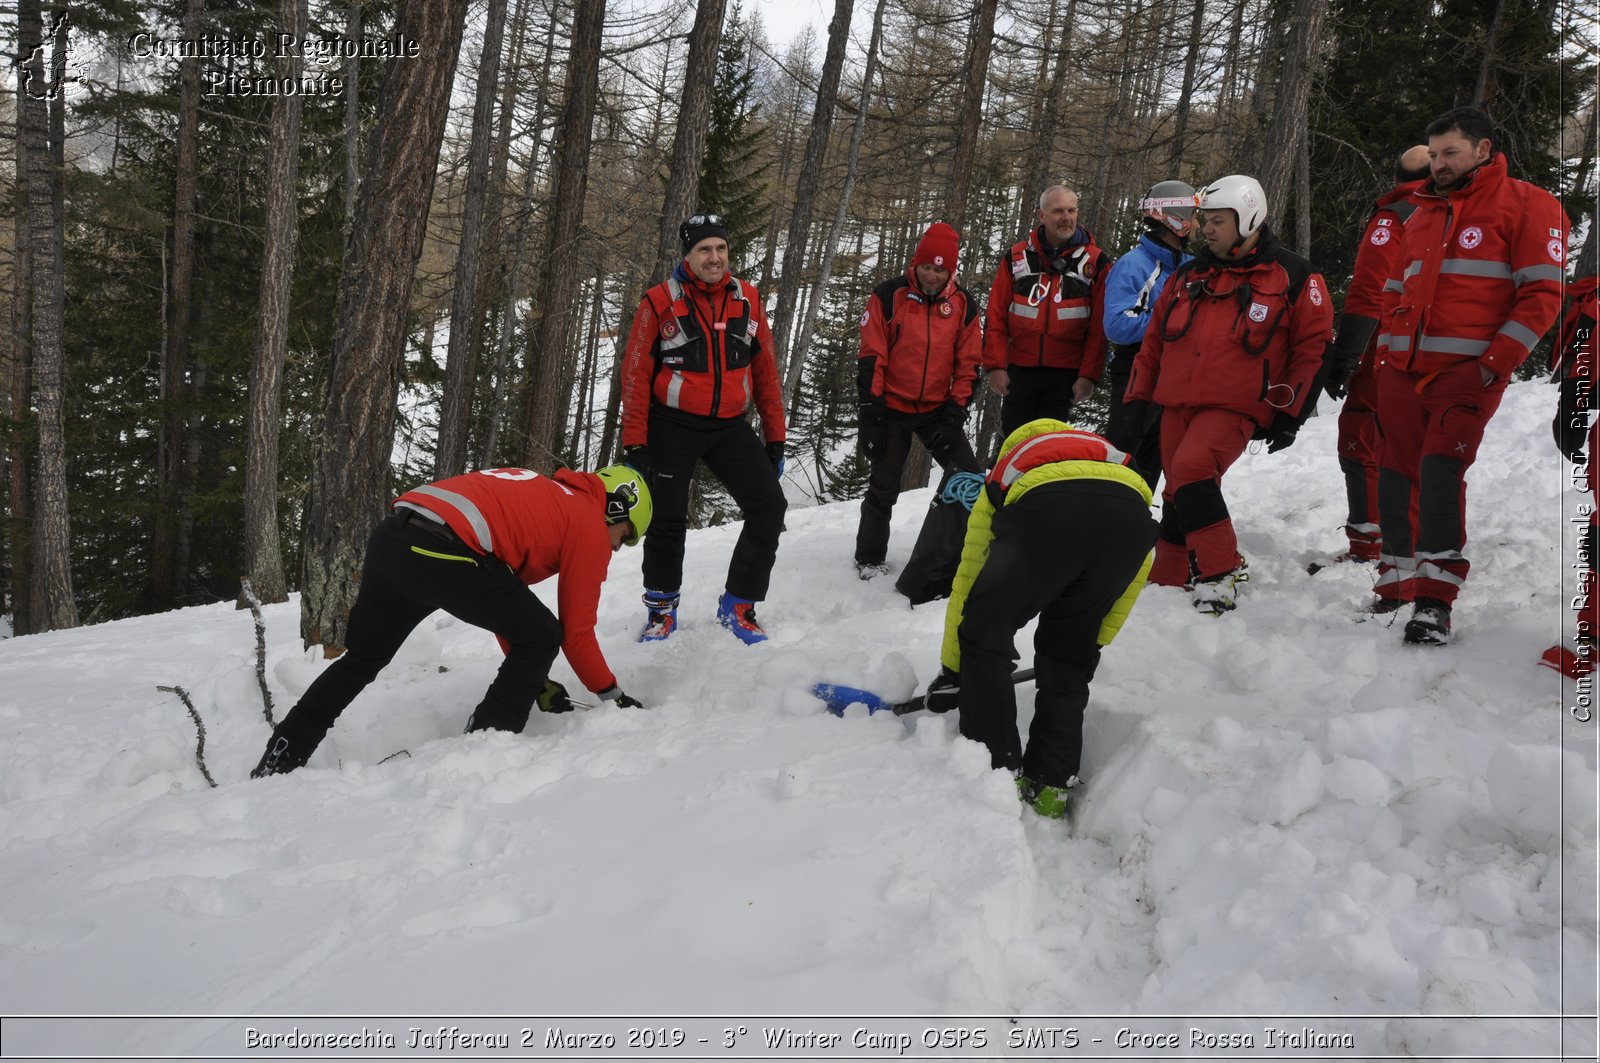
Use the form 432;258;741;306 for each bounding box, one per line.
251;465;651;777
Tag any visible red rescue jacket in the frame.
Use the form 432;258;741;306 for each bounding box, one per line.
393;468;618;694
1551;276;1599;382
620;265;787;448
1125;226;1334;426
982;227;1110;379
1378;154;1569;379
857;267;982;414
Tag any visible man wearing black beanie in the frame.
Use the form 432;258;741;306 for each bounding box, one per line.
617;213;789;645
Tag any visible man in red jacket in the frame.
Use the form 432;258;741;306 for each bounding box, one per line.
854;221;983;579
1373;107;1569;644
983;186;1110;441
619;213;788;645
1318;145;1430;566
1124;174;1334;614
251;465;651;777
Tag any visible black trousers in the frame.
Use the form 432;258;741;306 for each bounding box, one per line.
1103;368;1162;490
999;365;1083;441
855;408;981;565
641;409;787;600
957;481;1156;786
275;512;564;754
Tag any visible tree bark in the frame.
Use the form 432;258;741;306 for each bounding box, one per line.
241;0;308;607
153;0;206;611
7;24;35;634
342;2;363;239
300;0;472;654
20;1;76;630
941;0;998;232
1017;0;1073;234
1258;0;1327;217
1167;0;1206;172
519;0;605;473
773;0;854;392
436;0;509;477
651;0;728;283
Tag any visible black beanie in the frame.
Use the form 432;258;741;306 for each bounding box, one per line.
679;213;730;254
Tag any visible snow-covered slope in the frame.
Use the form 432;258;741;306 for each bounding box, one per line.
1;380;1593;1059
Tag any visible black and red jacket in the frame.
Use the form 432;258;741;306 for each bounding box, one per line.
620;263;787;448
857;267;981;414
982;226;1110;379
1126;226;1334;427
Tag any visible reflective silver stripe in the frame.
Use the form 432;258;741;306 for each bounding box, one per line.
1382;279;1406;293
1375;333;1392;348
665;371;685;409
667;277;684;301
997;432;1115;487
1497;319;1541;352
1055;306;1091;321
1348;522;1380;535
1402;259;1424;280
1417;335;1490;356
393;500;446;523
1386;334;1413;352
1513;264;1565;286
406;486;493;553
1439;258;1512;279
1010;303;1041;320
1415;550;1467;588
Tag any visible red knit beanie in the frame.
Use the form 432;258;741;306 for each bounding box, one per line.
912;222;960;270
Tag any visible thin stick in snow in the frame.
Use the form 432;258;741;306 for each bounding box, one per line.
239;577;276;727
158;684;217;789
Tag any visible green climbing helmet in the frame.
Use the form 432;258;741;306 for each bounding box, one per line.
595;464;652;546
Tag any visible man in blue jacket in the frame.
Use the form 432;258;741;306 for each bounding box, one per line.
1102;180;1196;488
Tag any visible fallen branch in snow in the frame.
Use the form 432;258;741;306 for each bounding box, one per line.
378;749;412;765
238;578;276;727
158;684;217;788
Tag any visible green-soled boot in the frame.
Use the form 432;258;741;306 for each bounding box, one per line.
1016;776;1074;819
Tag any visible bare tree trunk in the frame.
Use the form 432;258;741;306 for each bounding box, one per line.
651;0;728;282
1017;0;1074;234
1090;0;1143;236
300;0;472;654
577;269;604;466
520;0;604;473
342;3;363;238
942;0;999;232
786;0;887;410
773;0;854;390
20;1;76;630
1168;0;1206;172
1258;0;1328;216
7;44;34;634
1474;0;1509;108
241;0;308;608
1296;127;1312;255
757;37;810;294
153;0;205;611
436;0;509;477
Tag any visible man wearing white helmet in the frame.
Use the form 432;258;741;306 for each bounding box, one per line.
250;464;652;777
1102;180;1197;488
1123;174;1334;614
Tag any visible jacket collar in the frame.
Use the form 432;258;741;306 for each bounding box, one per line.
1194;223;1280;272
1032;224;1094;257
672;260;738;295
1377;178;1426;209
1420;152;1507;201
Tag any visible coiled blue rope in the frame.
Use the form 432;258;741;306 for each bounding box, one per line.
941;470;985;512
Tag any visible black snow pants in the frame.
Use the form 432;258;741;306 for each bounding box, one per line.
957;480;1156;786
855;407;981;566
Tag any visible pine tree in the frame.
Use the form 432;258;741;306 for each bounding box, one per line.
697;1;770;278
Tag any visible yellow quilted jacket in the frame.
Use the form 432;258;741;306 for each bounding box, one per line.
940;419;1154;673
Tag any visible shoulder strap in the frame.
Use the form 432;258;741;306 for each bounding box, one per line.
953;283;978;325
874;276;911;323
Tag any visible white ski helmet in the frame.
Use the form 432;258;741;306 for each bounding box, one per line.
1197;174;1268;239
1140;180;1197;236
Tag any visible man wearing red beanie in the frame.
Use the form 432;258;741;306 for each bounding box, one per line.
854;221;984;580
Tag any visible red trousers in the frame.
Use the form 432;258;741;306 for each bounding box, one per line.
1151;406;1255;585
1375;360;1506;605
1335;356;1382;557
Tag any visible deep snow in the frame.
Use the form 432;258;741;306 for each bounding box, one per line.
0;380;1594;1060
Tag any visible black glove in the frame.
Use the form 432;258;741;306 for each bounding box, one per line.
925;666;960;714
1111;399;1153;451
1324;315;1378;400
622;445;653;482
599;685;646;709
1323;364;1354;401
940;401;968;428
765;441;786;477
859;398;888;462
537;679;577;714
1263;412;1300;454
1555;375;1589;463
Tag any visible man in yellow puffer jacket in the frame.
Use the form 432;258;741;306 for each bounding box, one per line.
929;418;1156;816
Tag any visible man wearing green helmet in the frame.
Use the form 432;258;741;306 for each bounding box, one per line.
250;463;651;778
